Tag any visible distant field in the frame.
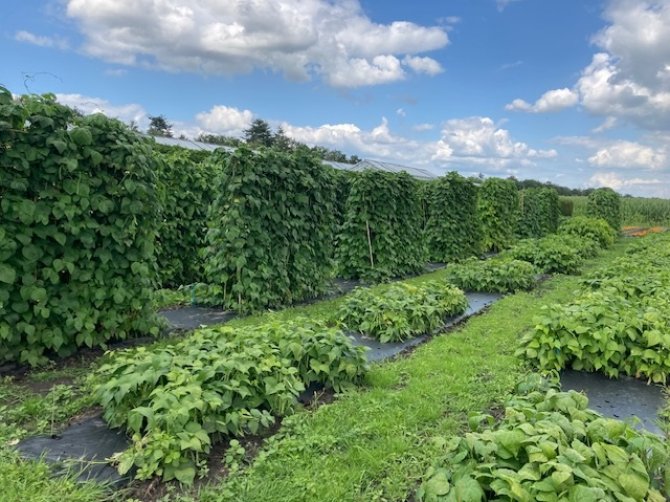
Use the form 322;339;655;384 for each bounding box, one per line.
561;195;670;227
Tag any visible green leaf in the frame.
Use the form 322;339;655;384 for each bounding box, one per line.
0;264;16;284
69;127;93;146
618;473;649;500
173;463;196;485
423;469;451;497
453;476;485;502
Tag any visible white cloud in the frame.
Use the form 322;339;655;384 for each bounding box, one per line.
284;115;555;171
104;68;127;77
500;60;523;71
64;0;448;87
506;88;578;113
55;93;148;128
283;117;419;159
403;55;443;75
587;140;667;169
195;105;253;136
396;108;406;117
516;1;670;130
592;116;618;133
413;123;434;131
15;30;68;50
496;0;523;12
433;117;557;163
577;51;670;130
51;91;562;182
328;55;405;87
589;171;664;190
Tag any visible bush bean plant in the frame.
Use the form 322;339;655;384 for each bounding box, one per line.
519;231;670;383
558;216;616;249
418;374;670;501
504;235;584;275
445;258;537;293
337;282;468;343
92;319;368;484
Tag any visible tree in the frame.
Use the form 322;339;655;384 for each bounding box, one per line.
273;126;295;152
128;120;139;132
322;149;347;163
349;154;361;164
147;115;173;138
243;119;273;147
196;133;243;147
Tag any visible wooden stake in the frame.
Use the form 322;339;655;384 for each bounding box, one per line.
366;220;375;268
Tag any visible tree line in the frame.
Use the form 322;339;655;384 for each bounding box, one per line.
145;115;360;165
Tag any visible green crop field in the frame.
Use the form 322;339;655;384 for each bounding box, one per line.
3;87;670;501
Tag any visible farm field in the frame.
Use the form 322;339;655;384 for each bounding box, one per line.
3;235;670;502
3;89;670;502
564;195;670;228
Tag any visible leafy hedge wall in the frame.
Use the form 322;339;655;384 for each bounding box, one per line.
517;187;560;238
478;177;519;252
587;187;621;231
337;170;425;281
424;172;481;262
204;147;337;312
154;150;222;287
0;89;160;365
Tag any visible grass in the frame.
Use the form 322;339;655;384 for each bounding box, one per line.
185;241;630;502
0;240;633;501
0;371;111;502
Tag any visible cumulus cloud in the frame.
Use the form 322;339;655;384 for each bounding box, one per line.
282;117;420;159
577;52;670;130
195;105;253;136
403;55;444;75
589;171;664;190
64;0;448;87
15;30;68;50
284;115;555;171
505;88;578;113
511;1;670;129
51;90;560;180
433;117;557;163
55;93;148;128
587;140;667;169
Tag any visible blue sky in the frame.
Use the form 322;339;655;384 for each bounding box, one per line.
3;0;670;196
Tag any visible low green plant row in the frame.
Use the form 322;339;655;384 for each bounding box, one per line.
418;375;669;501
91;320;368;484
503;214;614;275
519;231;670;383
444;258;537;293
504;235;587;275
337;281;468;343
